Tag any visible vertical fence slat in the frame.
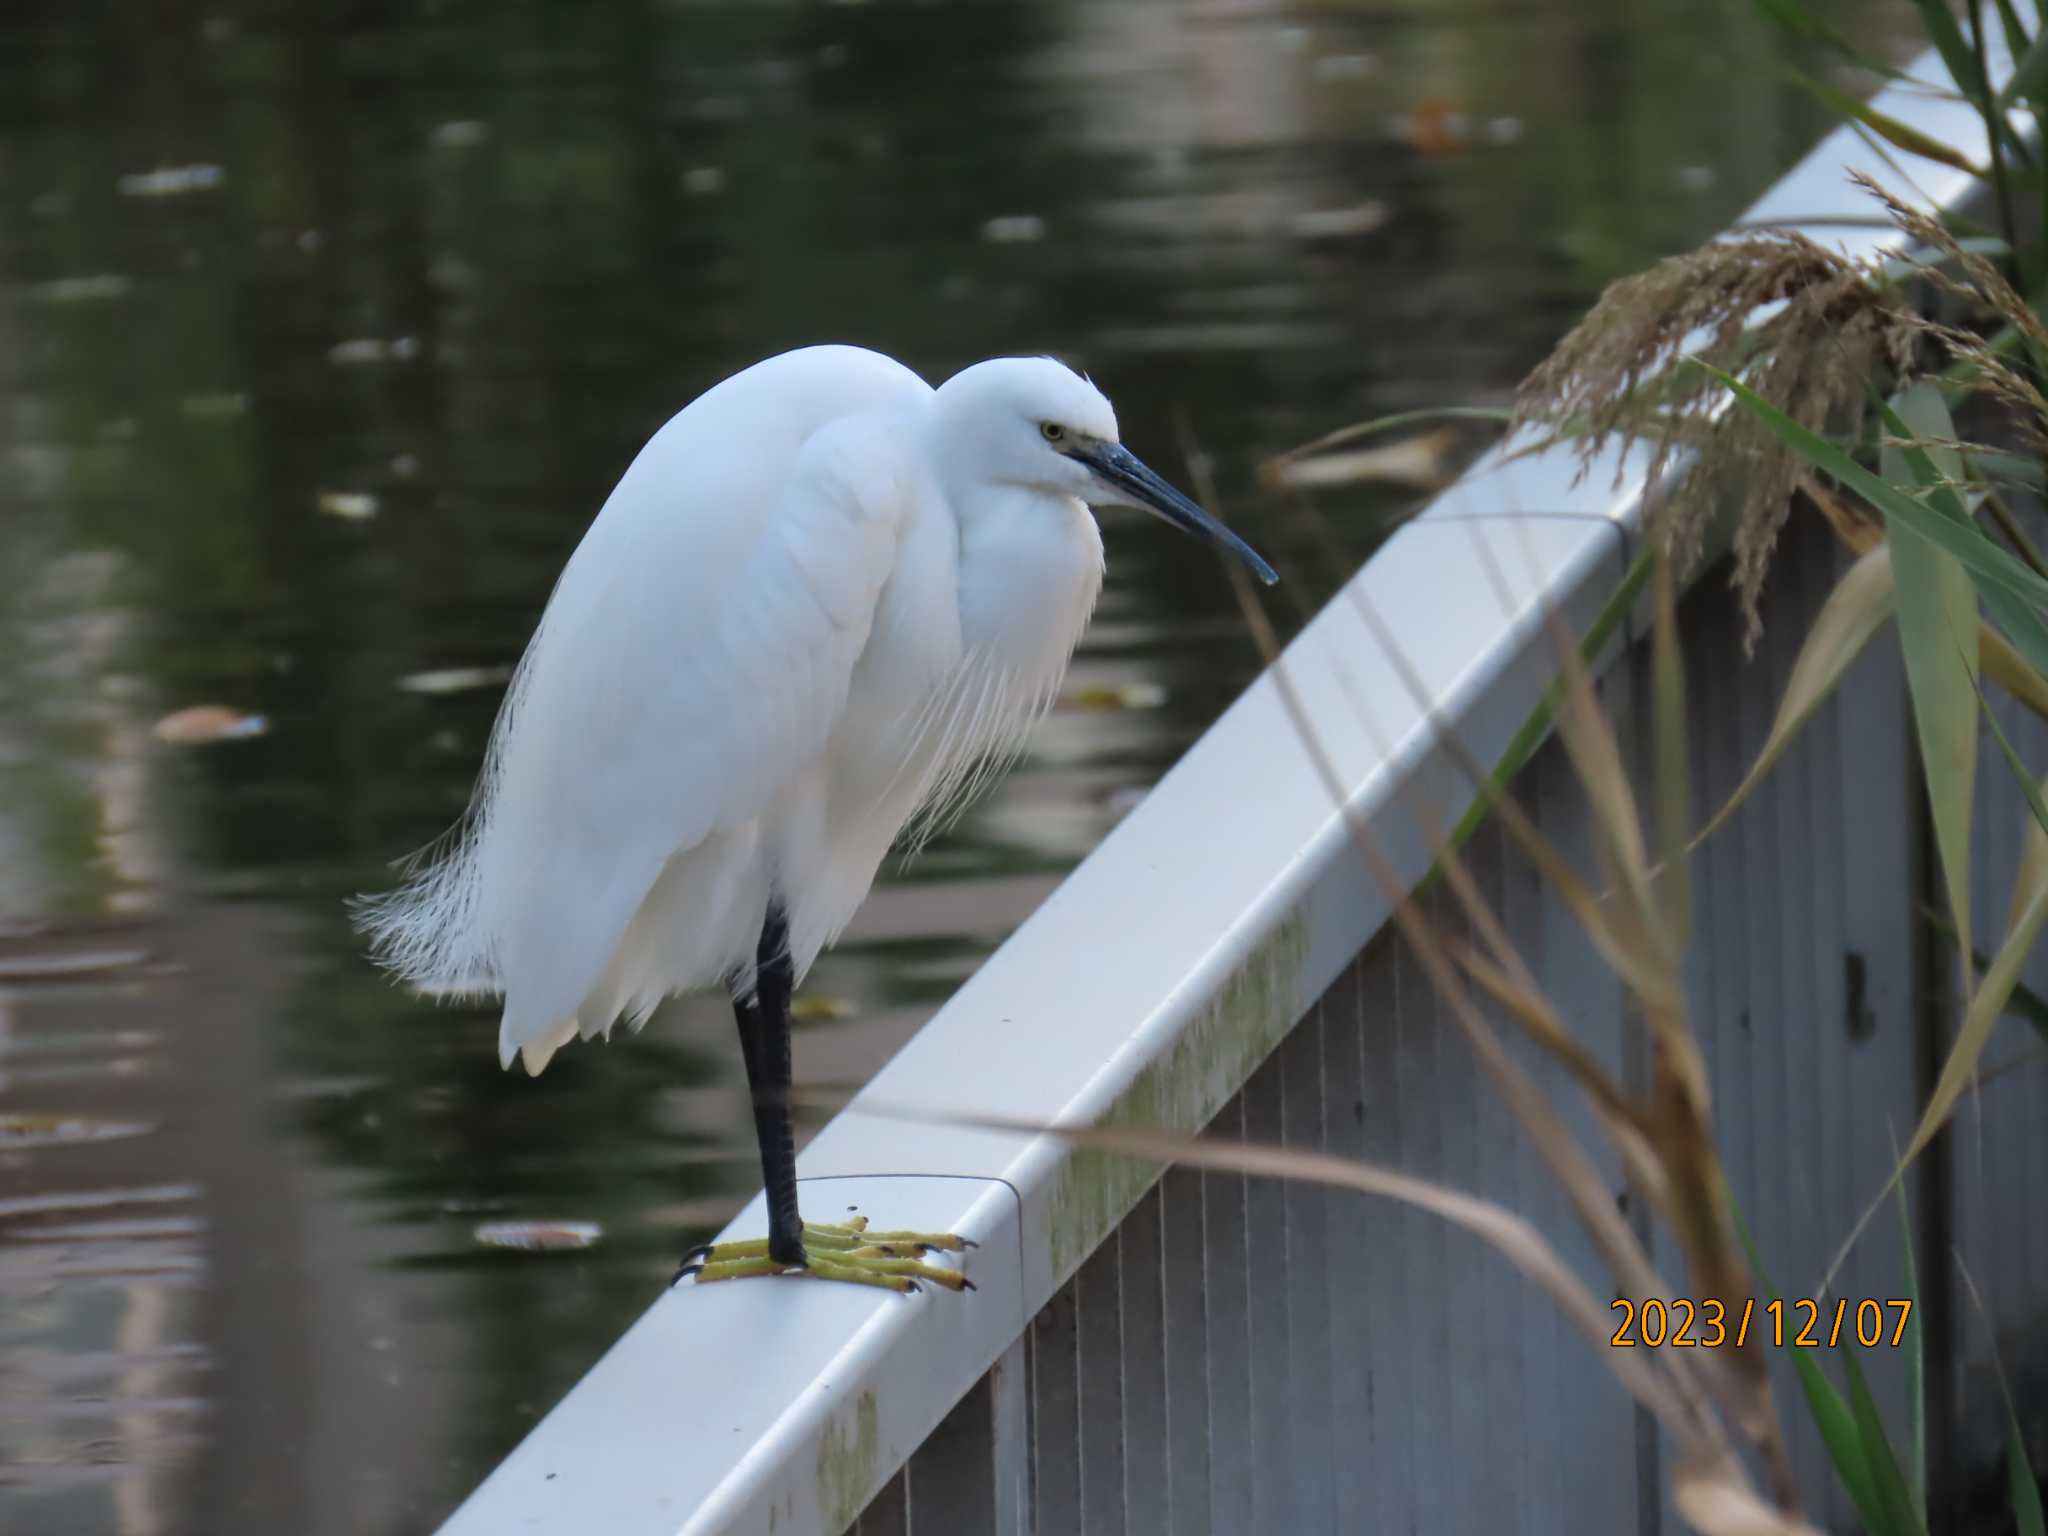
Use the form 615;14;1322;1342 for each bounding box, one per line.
1032;1276;1082;1533
991;1339;1031;1536
854;1470;907;1536
1241;1054;1294;1530
1321;960;1377;1527
1161;1165;1211;1536
1202;1099;1253;1532
901;1361;999;1532
1280;1006;1335;1533
1077;1237;1125;1536
1119;1187;1168;1536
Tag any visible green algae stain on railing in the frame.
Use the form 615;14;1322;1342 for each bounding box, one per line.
816;1389;883;1535
1046;907;1311;1284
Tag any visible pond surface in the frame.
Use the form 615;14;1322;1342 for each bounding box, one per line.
0;1;1908;1531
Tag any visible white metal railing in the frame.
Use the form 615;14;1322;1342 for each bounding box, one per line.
434;34;2011;1536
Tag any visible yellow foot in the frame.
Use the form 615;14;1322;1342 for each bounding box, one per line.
673;1217;976;1294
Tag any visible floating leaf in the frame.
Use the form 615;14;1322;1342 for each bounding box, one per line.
981;214;1046;244
473;1219;602;1252
329;336;419;367
399;665;511;696
1397;97;1469;157
1311;52;1378;82
1264;426;1455;491
1262;406;1511;487
30;274;132;304
428;120;489;149
152;705;269;744
0;1113;155;1148
1288;202;1390;240
0;948;149;982
316;490;378;521
116;164;223;198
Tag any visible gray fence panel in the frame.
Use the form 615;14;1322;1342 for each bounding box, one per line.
870;512;1986;1534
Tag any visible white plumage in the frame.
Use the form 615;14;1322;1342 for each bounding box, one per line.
356;345;1272;1078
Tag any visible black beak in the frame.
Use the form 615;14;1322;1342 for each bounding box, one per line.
1074;441;1279;586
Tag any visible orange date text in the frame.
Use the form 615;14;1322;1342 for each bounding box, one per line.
1609;1297;1912;1349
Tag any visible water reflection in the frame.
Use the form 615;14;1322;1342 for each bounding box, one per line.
0;0;1905;1530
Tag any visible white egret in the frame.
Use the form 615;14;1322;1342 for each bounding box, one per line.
356;345;1276;1290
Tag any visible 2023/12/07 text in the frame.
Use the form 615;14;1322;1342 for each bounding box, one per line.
1610;1297;1912;1349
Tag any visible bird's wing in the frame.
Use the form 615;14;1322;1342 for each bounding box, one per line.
374;404;929;1055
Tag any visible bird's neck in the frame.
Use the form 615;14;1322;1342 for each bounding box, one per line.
953;487;1105;692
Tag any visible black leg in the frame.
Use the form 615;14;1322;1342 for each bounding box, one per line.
733;903;804;1266
674;904;970;1294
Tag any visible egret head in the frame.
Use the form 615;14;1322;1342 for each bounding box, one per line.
934;357;1278;586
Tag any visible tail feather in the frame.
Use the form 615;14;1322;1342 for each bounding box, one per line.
503;1013;577;1076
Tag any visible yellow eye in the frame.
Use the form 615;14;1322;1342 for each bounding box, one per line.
1040;421;1066;443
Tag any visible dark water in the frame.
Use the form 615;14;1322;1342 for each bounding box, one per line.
0;1;1907;1531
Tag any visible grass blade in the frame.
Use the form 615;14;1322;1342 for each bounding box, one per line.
946;1113;1700;1428
1824;810;2048;1333
1436;549;1655;871
1792;1351;1890;1533
2005;27;2048;105
1739;1210;1890;1532
1844;1345;1929;1536
2006;1382;2047;1536
1694;546;1895;846
1651;552;1691;946
1972;669;2048;840
1747;0;1907;77
1909;0;1988;98
1893;1178;1925;1513
1974;956;2048;1040
1981;583;2048;689
1871;391;2048;684
1996;0;2031;60
1883;387;1982;986
1702;363;2048;617
1795;69;1988;174
1958;1262;2047;1536
1906;793;2048;1168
